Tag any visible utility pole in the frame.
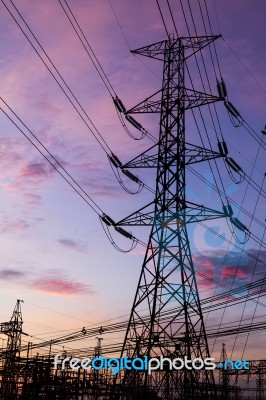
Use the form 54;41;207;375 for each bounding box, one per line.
114;34;228;400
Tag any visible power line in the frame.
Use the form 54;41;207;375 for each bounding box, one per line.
0;98;104;216
1;0;112;155
155;0;170;38
58;0;116;98
223;37;266;96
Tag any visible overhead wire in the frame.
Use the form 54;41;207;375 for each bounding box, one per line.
239;224;266;361
0;97;149;253
0;0;159;252
155;0;170;38
58;0;266;224
108;0;161;80
166;0;179;36
57;0;159;195
58;0;116;98
178;0;266;354
222;37;266;96
0;98;103;216
19;275;266;352
1;0;112;155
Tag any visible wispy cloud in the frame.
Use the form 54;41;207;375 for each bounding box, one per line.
0;268;26;280
0;214;30;234
18;162;52;179
57;237;88;253
24;193;42;206
0;265;94;297
30;277;94;296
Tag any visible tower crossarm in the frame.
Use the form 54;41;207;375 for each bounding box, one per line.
131;35;221;61
123;141;223;169
0;321;16;335
116;201;226;226
125;86;221;114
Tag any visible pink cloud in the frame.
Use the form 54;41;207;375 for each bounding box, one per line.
18;162;52;179
24;193;42;206
192;249;266;296
220;266;246;280
0;214;30;234
30;277;93;296
0;265;94;297
193;257;216;291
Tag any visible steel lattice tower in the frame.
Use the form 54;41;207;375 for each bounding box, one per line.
0;299;24;399
113;34;228;400
219;343;230;400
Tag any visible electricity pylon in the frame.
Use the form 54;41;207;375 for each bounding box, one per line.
114;35;228;399
0;299;24;399
219;343;230;400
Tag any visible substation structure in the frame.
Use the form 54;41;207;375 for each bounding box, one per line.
0;302;265;399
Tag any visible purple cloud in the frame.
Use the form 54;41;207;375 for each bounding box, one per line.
57;237;88;253
0;269;25;280
0;215;30;234
18;162;51;179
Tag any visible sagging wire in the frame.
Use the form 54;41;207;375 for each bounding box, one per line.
108;152;156;195
108;155;144;195
115;107;146;141
224;100;243;127
224;157;245;184
113;96;148;141
223;90;266;153
99;215;138;253
230;218;250;244
222;204;250;245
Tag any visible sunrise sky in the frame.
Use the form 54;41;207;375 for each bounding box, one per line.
0;0;265;361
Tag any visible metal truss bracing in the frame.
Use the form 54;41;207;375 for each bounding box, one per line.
116;201;226;227
219;344;230;400
114;35;221;400
122;141;223;169
131;35;221;61
125;87;221;114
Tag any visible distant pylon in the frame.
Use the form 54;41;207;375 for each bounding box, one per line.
0;299;24;399
219;343;230;400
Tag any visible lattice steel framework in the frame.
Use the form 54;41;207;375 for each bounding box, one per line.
0;299;24;399
114;35;225;399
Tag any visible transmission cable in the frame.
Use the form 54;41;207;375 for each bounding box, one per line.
58;0;116;98
1;0;112;155
156;0;170;38
0;98;103;216
222;37;266;96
